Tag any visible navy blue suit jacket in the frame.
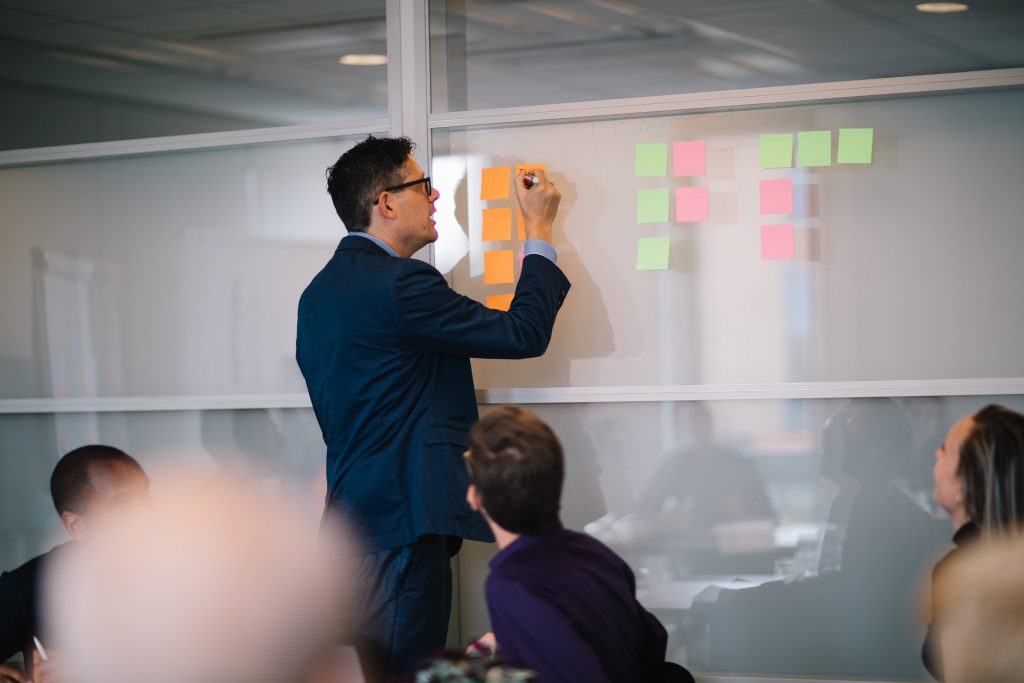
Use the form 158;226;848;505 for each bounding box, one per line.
297;235;570;550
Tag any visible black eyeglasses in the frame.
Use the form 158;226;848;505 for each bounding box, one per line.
374;176;432;204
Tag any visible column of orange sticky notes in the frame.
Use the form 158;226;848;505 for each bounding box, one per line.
480;166;515;310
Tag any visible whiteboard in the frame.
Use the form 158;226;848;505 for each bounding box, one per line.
432;89;1024;389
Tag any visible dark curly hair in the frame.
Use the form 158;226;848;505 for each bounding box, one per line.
326;135;414;231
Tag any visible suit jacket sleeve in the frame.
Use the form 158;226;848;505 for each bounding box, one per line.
392;253;570;359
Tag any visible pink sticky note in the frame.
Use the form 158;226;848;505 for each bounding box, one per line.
761;224;794;260
675;186;709;222
673;141;706;176
759;178;793;215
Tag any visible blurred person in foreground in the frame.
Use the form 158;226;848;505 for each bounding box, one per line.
0;445;149;683
44;468;353;683
930;533;1024;683
463;407;692;683
924;403;1024;680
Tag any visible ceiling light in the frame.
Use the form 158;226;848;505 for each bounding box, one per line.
339;54;387;66
916;3;969;13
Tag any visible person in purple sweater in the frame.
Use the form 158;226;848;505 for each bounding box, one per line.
463;406;692;683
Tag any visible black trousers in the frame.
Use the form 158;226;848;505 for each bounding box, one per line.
354;534;461;678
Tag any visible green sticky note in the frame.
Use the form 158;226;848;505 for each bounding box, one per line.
838;128;873;164
636;188;669;223
797;130;832;167
634;143;668;177
636;236;670;271
759;134;793;169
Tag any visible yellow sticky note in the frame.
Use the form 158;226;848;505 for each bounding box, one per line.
484;250;515;285
481;167;510;201
482;207;512;241
486;293;514;311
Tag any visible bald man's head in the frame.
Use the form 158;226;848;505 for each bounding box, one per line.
51;445;150;539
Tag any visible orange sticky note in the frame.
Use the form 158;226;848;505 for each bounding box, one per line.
482;207;513;241
515;163;547;177
481;167;510;201
486;293;514;311
516;208;527;240
484;250;515;284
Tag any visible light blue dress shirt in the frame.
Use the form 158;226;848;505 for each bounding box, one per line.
348;231;557;264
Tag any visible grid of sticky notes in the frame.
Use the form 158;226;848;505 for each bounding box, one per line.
757;128;873;260
633;141;706;271
479;164;546;310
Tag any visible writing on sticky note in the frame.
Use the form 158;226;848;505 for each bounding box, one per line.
486;293;514;311
760;134;793;169
838;128;873;164
635;143;668;178
675;186;709;222
673;141;705;176
481;167;510;200
484;249;515;284
761;224;794;260
637;188;670;224
515;163;547;183
759;179;793;215
636;236;670;271
482;207;512;241
797;131;832;167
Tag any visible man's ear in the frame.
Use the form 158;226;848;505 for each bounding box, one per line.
466;483;482;512
61;510;87;540
375;191;399;219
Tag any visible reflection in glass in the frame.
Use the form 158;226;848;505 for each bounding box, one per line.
430;0;1024;112
0;0;387;150
473;394;1024;679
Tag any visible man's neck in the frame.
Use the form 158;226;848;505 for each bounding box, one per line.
488;521;521;550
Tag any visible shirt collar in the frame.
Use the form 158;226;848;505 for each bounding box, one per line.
347;231;398;257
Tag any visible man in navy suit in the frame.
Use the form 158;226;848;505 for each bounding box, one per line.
296;136;570;676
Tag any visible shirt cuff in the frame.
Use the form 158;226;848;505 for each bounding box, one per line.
523;239;557;264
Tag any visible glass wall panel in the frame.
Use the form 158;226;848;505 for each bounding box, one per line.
0;137;356;398
456;394;1024;680
430;0;1024;112
431;88;1024;388
0;0;387;150
0;407;325;572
